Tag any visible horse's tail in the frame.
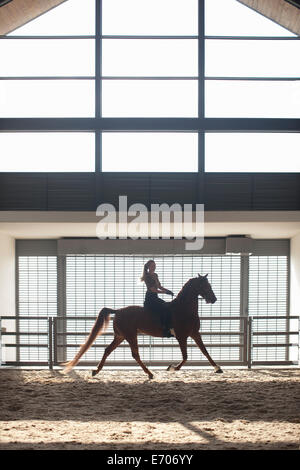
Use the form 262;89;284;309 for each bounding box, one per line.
62;307;115;372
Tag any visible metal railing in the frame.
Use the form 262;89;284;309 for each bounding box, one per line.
0;315;299;369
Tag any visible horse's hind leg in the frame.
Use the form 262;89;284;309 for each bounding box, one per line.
127;336;154;380
92;335;124;377
191;332;223;373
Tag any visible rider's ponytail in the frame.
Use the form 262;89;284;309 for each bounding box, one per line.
140;259;155;282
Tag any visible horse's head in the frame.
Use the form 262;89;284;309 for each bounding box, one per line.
194;273;217;304
177;274;217;304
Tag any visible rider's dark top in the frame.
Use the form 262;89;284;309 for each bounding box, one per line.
144;273;160;292
143;273;170;328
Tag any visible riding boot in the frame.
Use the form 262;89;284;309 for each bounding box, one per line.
163;328;174;338
162;313;174;338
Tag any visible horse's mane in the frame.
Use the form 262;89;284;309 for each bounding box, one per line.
175;278;196;303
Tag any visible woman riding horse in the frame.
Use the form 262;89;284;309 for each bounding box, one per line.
141;259;174;337
62;272;223;378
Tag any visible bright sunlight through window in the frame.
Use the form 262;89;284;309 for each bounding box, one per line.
0;0;299;172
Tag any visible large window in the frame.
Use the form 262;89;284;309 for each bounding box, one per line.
0;133;95;172
0;80;95;118
102;133;198;172
204;0;300;124
102;80;198;118
102;39;198;77
0;1;95;124
0;0;299;173
0;39;95;77
101;0;198;120
102;0;198;36
205;81;300;119
206;40;300;78
205;133;300;172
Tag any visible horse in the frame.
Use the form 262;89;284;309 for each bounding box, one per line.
62;274;223;378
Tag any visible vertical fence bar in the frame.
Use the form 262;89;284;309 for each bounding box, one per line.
0;318;6;367
298;317;300;366
0;317;2;366
48;317;53;370
240;255;249;365
57;255;67;363
53;317;57;367
243;317;248;366
247;317;252;369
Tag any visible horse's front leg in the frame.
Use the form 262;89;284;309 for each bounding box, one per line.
167;336;188;372
191;331;223;373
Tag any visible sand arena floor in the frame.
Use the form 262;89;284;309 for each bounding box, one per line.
0;368;299;450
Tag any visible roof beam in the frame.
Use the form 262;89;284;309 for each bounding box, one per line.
0;117;300;132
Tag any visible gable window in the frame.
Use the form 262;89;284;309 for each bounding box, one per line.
0;0;298;174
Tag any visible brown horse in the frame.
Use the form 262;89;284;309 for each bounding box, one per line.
62;274;223;378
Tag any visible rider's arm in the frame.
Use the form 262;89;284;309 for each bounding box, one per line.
148;283;165;294
155;275;173;295
149;286;165;293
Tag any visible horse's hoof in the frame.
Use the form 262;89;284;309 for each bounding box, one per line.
148;374;154;380
167;364;176;372
92;370;98;377
215;368;223;374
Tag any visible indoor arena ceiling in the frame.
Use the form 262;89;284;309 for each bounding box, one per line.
0;0;300;36
237;0;300;35
0;0;67;35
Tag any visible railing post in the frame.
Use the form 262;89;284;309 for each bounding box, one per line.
48;317;53;370
53;317;57;367
247;316;252;369
0;317;2;367
298;316;300;367
243;317;248;366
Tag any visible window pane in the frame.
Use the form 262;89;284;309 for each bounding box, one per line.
102;0;198;35
0;133;95;172
205;40;300;78
8;0;95;36
102;133;198;172
205;0;295;37
205;80;300;118
102;80;198;117
102;39;198;77
0;80;95;117
0;40;95;77
205;133;300;172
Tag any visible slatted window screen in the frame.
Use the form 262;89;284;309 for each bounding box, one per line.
15;251;290;366
17;256;57;361
65;255;241;363
248;256;289;362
